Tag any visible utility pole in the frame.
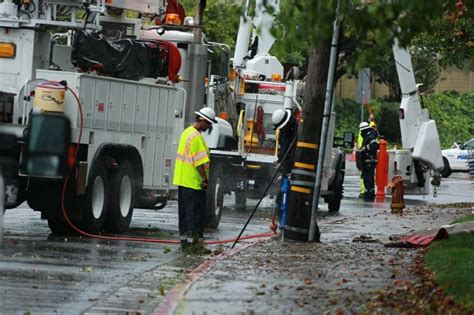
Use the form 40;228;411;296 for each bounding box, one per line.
185;0;208;127
283;39;332;242
308;3;341;242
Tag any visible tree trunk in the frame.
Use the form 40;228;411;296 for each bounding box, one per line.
284;39;331;242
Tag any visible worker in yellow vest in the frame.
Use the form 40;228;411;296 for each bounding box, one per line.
357;116;378;198
173;107;217;253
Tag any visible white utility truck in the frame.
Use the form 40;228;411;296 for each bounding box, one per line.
0;0;231;233
205;0;346;220
389;42;443;194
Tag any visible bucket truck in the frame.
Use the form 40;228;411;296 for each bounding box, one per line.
205;0;346;222
0;0;231;233
388;42;443;194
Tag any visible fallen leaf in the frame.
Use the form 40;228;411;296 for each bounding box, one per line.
81;266;94;273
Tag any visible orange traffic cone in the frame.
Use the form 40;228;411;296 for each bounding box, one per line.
351;145;356;161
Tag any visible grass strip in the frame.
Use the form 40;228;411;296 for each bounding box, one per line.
425;216;474;312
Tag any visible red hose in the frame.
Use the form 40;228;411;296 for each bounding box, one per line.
58;82;276;245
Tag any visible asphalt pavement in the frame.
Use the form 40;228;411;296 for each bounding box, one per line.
0;159;473;314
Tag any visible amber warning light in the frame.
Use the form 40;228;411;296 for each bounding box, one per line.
0;42;16;58
165;13;181;25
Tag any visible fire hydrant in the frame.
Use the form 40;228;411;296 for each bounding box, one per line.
390;175;405;213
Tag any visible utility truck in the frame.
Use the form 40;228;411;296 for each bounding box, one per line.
204;0;346;226
388;42;443;194
0;0;231;233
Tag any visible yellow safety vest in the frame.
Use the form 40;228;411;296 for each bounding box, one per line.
173;126;210;190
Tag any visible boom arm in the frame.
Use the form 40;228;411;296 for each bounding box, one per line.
392;41;444;172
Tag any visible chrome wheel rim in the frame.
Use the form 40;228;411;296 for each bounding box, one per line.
119;175;132;218
92;176;105;219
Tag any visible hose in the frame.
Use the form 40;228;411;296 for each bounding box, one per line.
232;136;296;248
54;81;272;245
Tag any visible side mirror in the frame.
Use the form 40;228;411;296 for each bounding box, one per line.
343;131;355;148
20;114;71;178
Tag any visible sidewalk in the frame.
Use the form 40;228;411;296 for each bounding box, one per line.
159;198;472;314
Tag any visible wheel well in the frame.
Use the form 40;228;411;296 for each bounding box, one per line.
91;144;144;193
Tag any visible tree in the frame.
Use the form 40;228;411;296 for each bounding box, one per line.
273;0;447;241
180;0;241;51
414;1;473;70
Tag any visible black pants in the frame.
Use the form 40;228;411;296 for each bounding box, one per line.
362;162;376;195
178;186;205;237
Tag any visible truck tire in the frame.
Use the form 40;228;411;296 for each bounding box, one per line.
205;166;224;229
235;190;247;212
82;159;108;233
105;161;134;233
441;157;452;178
327;158;345;213
327;171;344;212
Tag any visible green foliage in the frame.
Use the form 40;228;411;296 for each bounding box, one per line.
273;0;446;72
180;0;241;51
413;1;474;70
334;98;401;145
334;98;362;138
423;91;474;148
375;101;401;144
334;92;474;148
425;233;474;311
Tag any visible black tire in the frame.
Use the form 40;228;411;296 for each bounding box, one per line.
205;166;224;229
441;156;452;178
82;159;108;233
235;190;247;212
327;161;345;213
104;161;134;233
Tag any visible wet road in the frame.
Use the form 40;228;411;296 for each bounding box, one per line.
0;198;270;314
0;162;472;314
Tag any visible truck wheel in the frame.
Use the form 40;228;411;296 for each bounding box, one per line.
441;157;452;178
327;170;344;213
83;159;108;233
235;191;247;212
205;166;224;229
105;161;134;233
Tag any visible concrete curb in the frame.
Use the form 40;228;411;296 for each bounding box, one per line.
153;238;269;315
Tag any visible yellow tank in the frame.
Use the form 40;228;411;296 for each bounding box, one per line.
33;82;65;113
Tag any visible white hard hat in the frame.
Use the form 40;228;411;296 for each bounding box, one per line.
195;107;217;124
272;109;291;130
359;121;370;131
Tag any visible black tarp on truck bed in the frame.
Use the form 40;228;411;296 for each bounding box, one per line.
71;30;168;81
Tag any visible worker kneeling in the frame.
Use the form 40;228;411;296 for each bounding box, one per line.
173;107;217;254
359;122;379;201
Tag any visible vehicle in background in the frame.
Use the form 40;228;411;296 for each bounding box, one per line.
204;0;346;223
441;138;474;176
387;43;444;195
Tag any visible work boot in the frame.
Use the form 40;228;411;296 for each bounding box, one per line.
188;236;212;255
364;191;375;201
